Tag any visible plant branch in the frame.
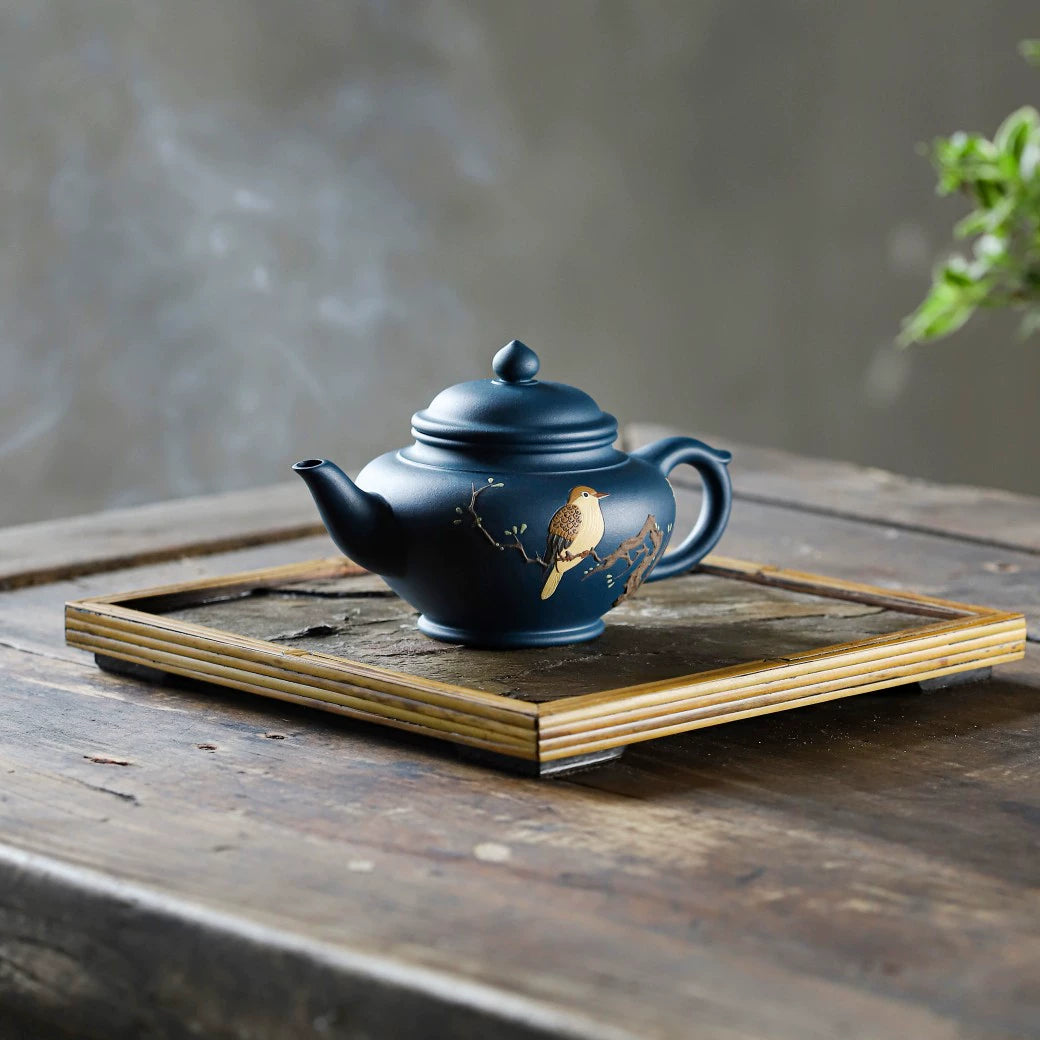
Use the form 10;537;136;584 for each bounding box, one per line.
901;51;1040;345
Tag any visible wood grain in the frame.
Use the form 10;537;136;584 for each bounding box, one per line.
684;489;1040;636
4;482;1037;671
2;438;1039;1039
1;638;1038;1039
0;842;616;1040
0;480;321;591
628;422;1040;554
8;419;1038;594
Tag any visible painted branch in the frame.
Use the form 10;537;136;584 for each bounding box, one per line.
584;515;660;577
464;483;550;567
462;484;606;570
615;525;664;604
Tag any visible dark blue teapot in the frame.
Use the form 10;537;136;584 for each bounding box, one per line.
294;340;732;648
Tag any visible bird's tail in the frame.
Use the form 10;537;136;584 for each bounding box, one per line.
540;566;563;601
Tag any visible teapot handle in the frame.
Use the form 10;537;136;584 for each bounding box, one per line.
632;436;733;583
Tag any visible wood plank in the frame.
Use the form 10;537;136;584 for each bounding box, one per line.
1;446;1038;1037
6;420;1038;596
685;490;1040;637
0;844;626;1040
627;422;1040;553
1;642;1037;1039
0;480;322;591
2;487;1037;689
0;535;336;661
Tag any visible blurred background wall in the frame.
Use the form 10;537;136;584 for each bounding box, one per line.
1;0;1039;526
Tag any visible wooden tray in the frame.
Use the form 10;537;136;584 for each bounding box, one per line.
65;556;1027;775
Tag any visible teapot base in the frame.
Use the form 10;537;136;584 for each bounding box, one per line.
416;615;605;649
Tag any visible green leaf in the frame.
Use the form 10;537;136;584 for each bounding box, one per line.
1020;138;1040;181
1019;39;1040;66
972;179;1007;208
995;106;1040;163
899;279;979;345
954;195;1015;237
903;298;976;344
903;40;1040;346
974;234;1007;265
940;260;974;288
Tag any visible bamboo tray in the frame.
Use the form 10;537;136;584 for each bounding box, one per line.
65;556;1027;775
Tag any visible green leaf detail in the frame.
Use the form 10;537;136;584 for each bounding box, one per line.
1019;39;1040;66
901;49;1040;345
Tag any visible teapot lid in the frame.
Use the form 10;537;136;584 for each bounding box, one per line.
410;340;618;458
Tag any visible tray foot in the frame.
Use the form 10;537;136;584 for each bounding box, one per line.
457;745;625;777
916;666;992;692
94;653;175;686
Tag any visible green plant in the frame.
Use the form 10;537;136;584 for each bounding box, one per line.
900;40;1040;344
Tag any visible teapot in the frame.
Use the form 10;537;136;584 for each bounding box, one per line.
293;340;732;648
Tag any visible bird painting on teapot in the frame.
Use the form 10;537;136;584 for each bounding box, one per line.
540;486;609;600
452;477;665;605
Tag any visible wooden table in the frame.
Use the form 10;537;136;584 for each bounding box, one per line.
2;425;1037;1040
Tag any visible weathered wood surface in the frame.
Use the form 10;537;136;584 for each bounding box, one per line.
694;488;1040;636
2;635;1038;1039
1;436;1039;1039
0;481;322;591
628;422;1040;553
3;485;1037;669
6;420;1039;593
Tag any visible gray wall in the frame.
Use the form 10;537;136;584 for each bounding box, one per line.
2;0;1039;526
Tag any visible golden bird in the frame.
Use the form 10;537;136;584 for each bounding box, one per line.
540;486;609;600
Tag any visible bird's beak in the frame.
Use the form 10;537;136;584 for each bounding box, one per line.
594;491;609;498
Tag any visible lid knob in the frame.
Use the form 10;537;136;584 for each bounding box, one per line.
492;339;540;383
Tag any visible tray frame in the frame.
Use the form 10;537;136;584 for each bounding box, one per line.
65;556;1027;773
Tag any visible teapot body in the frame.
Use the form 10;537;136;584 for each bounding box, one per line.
294;340;733;647
356;449;680;646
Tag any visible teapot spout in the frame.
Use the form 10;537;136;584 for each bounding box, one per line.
292;459;400;576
